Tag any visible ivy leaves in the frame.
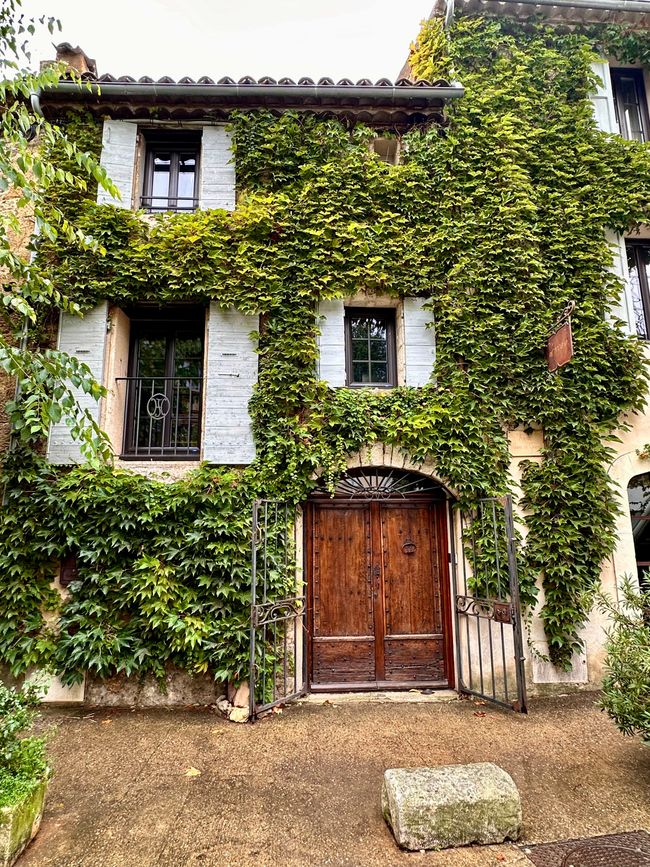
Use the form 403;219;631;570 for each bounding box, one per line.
2;14;650;681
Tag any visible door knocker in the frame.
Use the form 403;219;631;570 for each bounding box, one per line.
402;539;417;555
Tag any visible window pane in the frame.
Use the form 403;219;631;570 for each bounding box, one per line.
352;361;370;383
352;338;369;361
177;155;196;204
370;339;387;361
628;247;650;339
136;337;167;377
174;335;203;377
368;318;387;340
350;318;369;340
616;75;646;142
151;153;171;209
370;362;388;383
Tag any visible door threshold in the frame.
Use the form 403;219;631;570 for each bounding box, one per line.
300;689;458;705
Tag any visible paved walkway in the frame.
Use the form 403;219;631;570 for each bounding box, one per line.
21;694;650;867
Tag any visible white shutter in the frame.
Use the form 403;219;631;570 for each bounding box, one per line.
97;120;138;208
590;61;619;134
202;304;258;464
200;126;236;211
47;303;108;464
606;229;635;334
317;300;346;387
403;297;436;387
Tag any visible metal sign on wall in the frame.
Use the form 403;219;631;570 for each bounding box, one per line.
547;302;575;372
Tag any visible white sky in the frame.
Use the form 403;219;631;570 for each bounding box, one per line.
19;0;432;82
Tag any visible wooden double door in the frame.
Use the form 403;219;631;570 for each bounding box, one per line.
307;498;453;690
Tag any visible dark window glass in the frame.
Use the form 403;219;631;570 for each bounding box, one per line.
345;308;396;387
627;472;650;592
626;243;650;340
120;307;205;458
141;131;200;213
612;68;649;143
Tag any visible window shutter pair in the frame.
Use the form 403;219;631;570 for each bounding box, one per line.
49;304;258;465
97;120;235;211
317;298;435;388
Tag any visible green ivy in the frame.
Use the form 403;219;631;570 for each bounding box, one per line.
1;14;650;682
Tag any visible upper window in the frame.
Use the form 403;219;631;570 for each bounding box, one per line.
626;242;650;339
612;68;649;143
371;137;400;165
141;131;201;213
345;308;397;387
119;306;205;459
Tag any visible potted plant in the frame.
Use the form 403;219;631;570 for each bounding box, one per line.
0;683;50;867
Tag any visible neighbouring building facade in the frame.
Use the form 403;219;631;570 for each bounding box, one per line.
1;0;650;716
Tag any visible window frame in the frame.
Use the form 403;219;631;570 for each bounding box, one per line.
344;307;397;388
611;67;650;143
120;306;205;460
626;241;650;340
140;130;201;213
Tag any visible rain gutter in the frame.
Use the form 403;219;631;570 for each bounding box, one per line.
46;80;465;102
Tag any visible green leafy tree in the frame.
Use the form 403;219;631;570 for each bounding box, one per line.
600;577;650;743
0;0;116;460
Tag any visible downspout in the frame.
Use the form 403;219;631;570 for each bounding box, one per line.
445;0;456;30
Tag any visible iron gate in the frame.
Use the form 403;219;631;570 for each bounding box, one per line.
450;496;528;713
249;499;306;720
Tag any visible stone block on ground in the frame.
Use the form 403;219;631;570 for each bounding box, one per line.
382;762;522;851
0;774;49;867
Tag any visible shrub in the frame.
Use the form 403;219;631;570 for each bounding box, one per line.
0;682;48;808
599;578;650;743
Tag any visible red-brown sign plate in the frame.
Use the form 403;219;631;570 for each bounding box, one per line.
547;321;573;372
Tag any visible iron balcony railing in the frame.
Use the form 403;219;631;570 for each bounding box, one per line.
116;376;203;459
140;195;199;213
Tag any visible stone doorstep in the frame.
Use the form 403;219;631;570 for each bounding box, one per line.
382;763;522;852
0;774;49;867
300;689;459;705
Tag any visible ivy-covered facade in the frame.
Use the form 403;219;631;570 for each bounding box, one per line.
2;0;650;707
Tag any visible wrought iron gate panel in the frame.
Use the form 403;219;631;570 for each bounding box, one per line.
450;496;527;713
249;499;306;720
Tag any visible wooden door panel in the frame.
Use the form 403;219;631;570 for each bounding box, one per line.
312;639;375;684
381;504;443;636
384;637;446;682
311;504;375;685
312;505;373;637
380;502;447;684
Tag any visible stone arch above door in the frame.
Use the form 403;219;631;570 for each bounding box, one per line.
337;442;459;500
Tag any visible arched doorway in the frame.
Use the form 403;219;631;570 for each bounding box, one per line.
305;467;455;691
627;471;650;592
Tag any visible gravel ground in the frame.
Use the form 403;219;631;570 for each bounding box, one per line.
19;693;650;867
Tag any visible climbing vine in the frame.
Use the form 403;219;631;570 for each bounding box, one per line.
1;13;650;683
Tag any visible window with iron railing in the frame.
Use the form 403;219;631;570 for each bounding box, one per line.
140;131;201;213
118;307;204;458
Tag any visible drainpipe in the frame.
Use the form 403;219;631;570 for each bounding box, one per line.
445;0;456;29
